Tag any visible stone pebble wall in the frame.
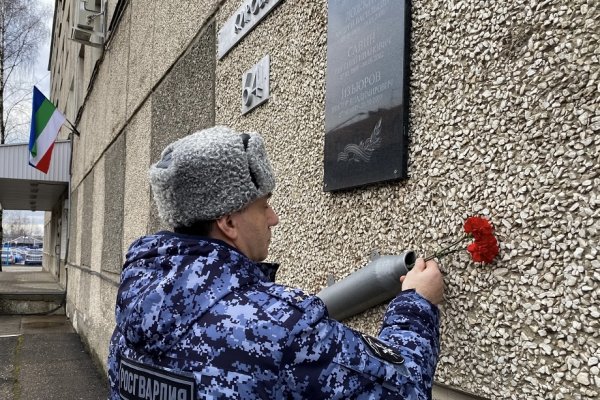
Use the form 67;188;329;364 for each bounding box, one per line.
215;0;599;398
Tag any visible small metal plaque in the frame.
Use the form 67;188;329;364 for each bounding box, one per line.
218;0;285;59
241;55;270;114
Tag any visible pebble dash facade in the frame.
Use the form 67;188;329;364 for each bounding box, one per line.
45;1;598;399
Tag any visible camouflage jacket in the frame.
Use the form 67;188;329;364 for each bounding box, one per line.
108;232;440;399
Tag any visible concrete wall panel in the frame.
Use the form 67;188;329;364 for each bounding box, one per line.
66;266;80;326
150;23;216;164
67;187;79;265
123;101;152;250
148;23;216;232
84;64;110;174
80;172;94;269
96;280;119;373
88;274;102;350
85;280;119;375
105;5;130;139
102;135;126;274
91;158;105;274
126;0;156;114
71;119;86;189
75;267;91;334
151;1;220;83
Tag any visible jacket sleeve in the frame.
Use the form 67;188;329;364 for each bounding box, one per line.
379;289;441;398
277;290;440;399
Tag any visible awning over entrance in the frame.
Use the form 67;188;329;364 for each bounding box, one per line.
0;141;70;211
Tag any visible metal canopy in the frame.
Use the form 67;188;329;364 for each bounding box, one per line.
0;141;70;211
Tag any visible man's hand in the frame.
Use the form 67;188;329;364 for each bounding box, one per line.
400;258;444;305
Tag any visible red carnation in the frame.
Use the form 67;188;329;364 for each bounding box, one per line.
464;216;494;239
421;215;499;267
464;216;498;263
467;236;499;263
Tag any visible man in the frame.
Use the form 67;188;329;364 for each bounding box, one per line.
108;126;444;399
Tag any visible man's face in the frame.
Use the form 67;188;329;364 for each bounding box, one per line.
230;195;279;262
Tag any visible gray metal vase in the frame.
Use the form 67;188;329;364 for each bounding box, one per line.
317;251;416;321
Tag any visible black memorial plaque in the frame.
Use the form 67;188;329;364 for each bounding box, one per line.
324;0;411;191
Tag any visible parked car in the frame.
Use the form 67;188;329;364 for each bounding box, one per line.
24;249;43;265
13;250;24;264
9;248;28;265
1;251;15;265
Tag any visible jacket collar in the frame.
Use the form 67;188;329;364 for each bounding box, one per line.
155;230;279;282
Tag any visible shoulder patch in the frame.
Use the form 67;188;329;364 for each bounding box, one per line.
359;334;405;365
119;356;195;400
264;284;310;304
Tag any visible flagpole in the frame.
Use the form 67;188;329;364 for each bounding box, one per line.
64;118;81;137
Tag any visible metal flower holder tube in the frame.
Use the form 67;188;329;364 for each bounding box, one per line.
317;251;416;321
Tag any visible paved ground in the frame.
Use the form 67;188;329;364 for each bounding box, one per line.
1;265;43;273
0;263;41;272
0;266;65;315
0;267;108;399
0;266;61;294
0;315;109;399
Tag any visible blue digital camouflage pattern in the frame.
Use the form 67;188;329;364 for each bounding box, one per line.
108;231;440;399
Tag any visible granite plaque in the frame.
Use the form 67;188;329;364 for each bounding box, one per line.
324;0;411;191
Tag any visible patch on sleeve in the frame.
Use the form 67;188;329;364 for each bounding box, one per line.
359;334;405;365
119;356;195;400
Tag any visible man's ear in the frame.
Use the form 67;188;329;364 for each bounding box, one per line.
214;215;238;241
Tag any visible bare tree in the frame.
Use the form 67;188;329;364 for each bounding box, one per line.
4;211;30;238
1;0;49;144
3;210;42;239
0;0;50;269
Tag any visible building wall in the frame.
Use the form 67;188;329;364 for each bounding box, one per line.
49;0;599;399
43;196;68;288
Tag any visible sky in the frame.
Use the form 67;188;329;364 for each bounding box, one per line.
2;0;55;240
5;0;54;144
34;0;55;97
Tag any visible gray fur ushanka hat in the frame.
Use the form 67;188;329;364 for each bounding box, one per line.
149;126;276;227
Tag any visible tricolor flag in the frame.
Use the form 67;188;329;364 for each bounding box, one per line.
29;86;66;173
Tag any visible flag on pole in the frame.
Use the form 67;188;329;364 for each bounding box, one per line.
29;86;66;174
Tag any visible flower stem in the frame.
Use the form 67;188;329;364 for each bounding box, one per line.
408;236;468;269
424;247;463;261
423;236;467;261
